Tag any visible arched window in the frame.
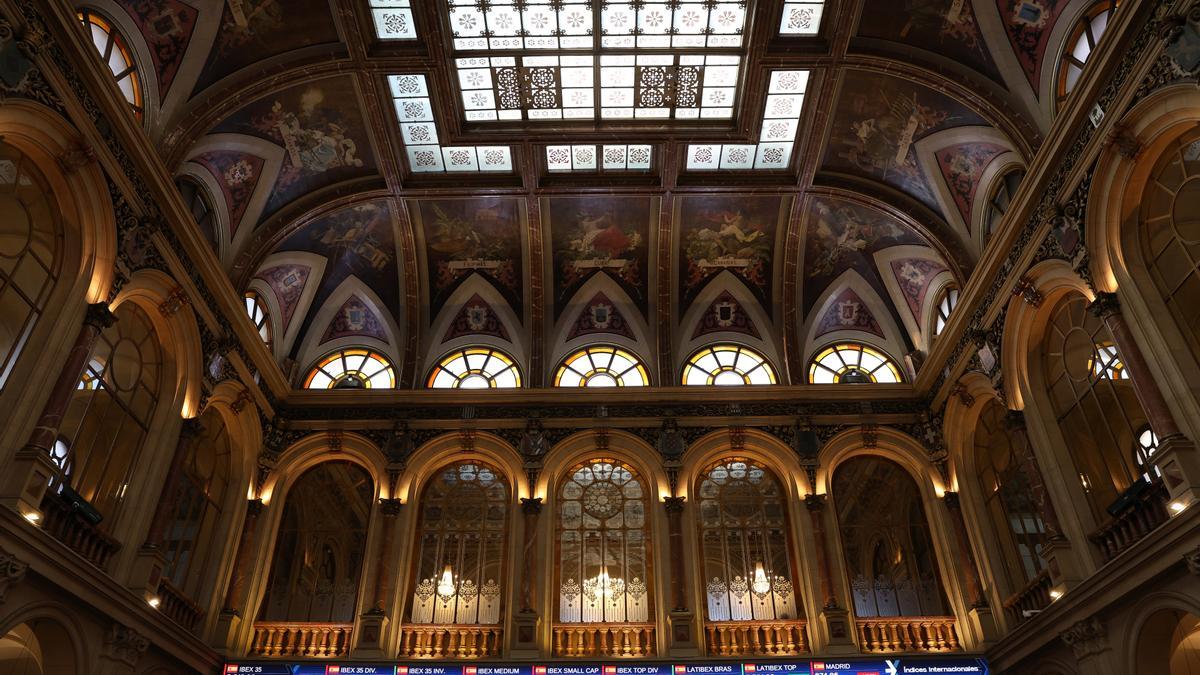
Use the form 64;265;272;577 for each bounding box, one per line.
78;8;144;119
1042;293;1147;520
304;348;395;389
555;346;649;387
934;286;959;337
1135;426;1161;482
0;142;61;391
1056;1;1118;106
697;459;800;622
833;456;949;618
409;462;509;626
160;410;232;601
427;347;521;389
176;176;218;251
973;403;1050;594
55;302;163;524
244;291;271;347
557;459;652;624
984;169;1024;242
808;343;902;383
682;344;777;386
259;461;373;623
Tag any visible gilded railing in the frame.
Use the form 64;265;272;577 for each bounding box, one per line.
855;616;959;653
1003;569;1053;624
399;624;502;658
1088;480;1170;561
552;622;655;657
705;619;808;656
249;622;352;658
155;577;203;631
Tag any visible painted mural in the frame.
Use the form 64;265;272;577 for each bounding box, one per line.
996;0;1072;91
444;294;511;342
890;257;949;325
677;194;787;310
114;0;199;97
691;290;761;340
320;294;388;344
858;0;1002;82
412;198;524;317
192;0;340;95
825;72;985;212
547;196;653;318
814;288;885;339
566;292;635;341
214;77;375;221
934;143;1007;229
255;263;311;335
193;150;264;237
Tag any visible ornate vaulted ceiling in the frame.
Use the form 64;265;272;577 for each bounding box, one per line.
96;0;1095;388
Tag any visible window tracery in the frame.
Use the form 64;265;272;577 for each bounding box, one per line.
176;176;218;251
555;345;649;388
984;169;1024;242
244;292;271;347
1056;1;1118;106
78;8;143;119
1135;426;1161;482
304;349;395;390
682;344;777;386
808;343;902;384
934;286;959;337
427;347;521;389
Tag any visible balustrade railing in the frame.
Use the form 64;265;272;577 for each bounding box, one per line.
39;492;120;569
1003;569;1052;625
1089;480;1170;562
155;577;203;632
399;624;502;658
855;616;959;653
705;619;808;656
250;622;352;658
552;622;655;657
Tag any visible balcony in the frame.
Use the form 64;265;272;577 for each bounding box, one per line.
855;616;960;653
704;619;809;656
249;622;353;658
39;492;120;569
156;577;203;632
552;622;655;657
399;624;502;658
1002;569;1052;625
1088;479;1170;562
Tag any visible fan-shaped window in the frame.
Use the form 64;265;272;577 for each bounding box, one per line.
698;459;800;624
176;176;218;251
427;347;521;389
555;346;649;388
682;344;777;386
244;292;271;347
808;343;902;384
985;169;1024;242
304;348;395;389
78;9;143;119
1135;426;1161;482
557;459;652;626
1056;1;1118;106
0;142;61;392
409;462;509;627
934;286;959;337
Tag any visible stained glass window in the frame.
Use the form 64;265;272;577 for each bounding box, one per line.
808;343;902;384
682;345;777;386
244;292;271;347
1057;1;1118;105
934;287;959;336
779;2;826;36
686;70;807;171
369;0;417;39
555;346;649;388
304;348;395;389
78;9;143;119
1135;426;1161;482
389;74;514;174
546;145;652;172
427;347;521;389
1090;342;1128;380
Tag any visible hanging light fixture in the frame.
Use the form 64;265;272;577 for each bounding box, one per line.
751;561;771;595
437;564;456;598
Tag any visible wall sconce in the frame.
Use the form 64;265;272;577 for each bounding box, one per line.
148;596;161;609
1170;500;1188;516
1049;588;1063;601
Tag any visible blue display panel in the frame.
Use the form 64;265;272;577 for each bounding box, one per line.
809;660;898;675
899;658;988;675
224;658;985;675
744;662;811;675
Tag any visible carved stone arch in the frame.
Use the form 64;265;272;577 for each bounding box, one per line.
397;431;528;503
549;272;653;377
677;270;783;383
803;269;910;379
874;244;956;352
262;431;387;504
76;0;162;131
423;274;527;381
972;153;1026;252
248;251;327;360
1122;589;1200;675
942;371;1006;486
173;161;230;262
294;274;403;378
0;601;90;673
680;428;811;501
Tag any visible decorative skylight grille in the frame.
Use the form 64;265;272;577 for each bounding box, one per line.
779;1;825;35
389;74;513;173
369;1;418;39
546;145;652;172
686;70;808;170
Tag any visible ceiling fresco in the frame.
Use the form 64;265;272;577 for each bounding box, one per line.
94;0;1124;385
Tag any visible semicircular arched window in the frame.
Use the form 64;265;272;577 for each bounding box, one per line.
934;286;959;337
176;176;218;251
1056;0;1118;106
78;8;144;119
304;348;395;389
244;291;271;347
682;344;777;386
808;343;902;384
555;345;649;388
984;169;1024;242
427;347;521;389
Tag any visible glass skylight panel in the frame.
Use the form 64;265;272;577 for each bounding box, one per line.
546;145;652;172
779;2;825;35
600;2;747;49
370;1;417;39
687;70;807;171
389;74;513;173
448;0;593;51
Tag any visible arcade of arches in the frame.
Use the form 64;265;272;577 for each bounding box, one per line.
0;1;1198;674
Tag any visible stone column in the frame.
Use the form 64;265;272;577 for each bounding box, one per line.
359;498;403;656
806;494;855;652
130;420;201;598
1;303;114;520
215;498;264;649
942;492;999;645
511;497;542;655
1090;292;1200;505
663;496;697;655
1060;617;1120;675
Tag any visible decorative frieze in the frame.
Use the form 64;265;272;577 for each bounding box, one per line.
1059;617;1108;660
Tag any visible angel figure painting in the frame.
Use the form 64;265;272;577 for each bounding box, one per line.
678;195;786;307
415;198;523;313
548;196;652;314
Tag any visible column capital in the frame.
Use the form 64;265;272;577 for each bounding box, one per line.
246;498;264;517
1004;409;1028;431
804;493;827;511
1087;291;1121;320
84;302;116;330
379;498;403;516
663;495;685;514
942;490;961;510
520;496;543;515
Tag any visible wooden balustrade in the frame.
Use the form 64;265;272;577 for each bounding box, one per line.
39;493;120;569
855;617;960;653
155;577;203;632
399;624;502;658
705;619;809;656
1089;480;1170;562
1003;569;1053;624
250;622;353;658
553;623;655;657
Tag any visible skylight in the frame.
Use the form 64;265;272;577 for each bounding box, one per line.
389;74;513;173
779;1;825;35
686;70;808;170
546;145;653;172
448;1;748;122
369;1;417;39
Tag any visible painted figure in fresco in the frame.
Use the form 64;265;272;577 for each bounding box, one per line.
559;205;643;291
807;200;905;278
423;202;520;305
841;89;949;182
311;203;393;273
253;87;364;190
898;0;982;49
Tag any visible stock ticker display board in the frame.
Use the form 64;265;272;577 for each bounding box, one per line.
222;658;991;675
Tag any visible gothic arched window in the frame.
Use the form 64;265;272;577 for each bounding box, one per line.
427;347;521;389
697;458;799;622
682;344;777;386
1056;0;1118;106
304;348;395;389
409;462;509;626
808;343;902;383
78;8;144;119
555;345;649;387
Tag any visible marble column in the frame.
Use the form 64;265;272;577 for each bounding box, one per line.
941;492;985;608
359;498;403;656
807;494;855;652
130;420;201;598
221;498;264;614
664;496;697;654
511;497;542;654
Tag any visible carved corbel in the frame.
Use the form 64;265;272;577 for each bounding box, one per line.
0;550;29;603
1186;544;1200;576
56;141;96;174
1011;276;1044;308
1105;125;1142;160
1060;617;1108;660
156;286;189;317
860;423;878;449
103;623;149;668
